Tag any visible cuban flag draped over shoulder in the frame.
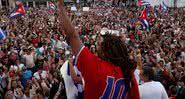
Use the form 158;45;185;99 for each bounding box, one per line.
139;8;150;30
10;0;25;19
0;28;6;41
60;60;84;99
138;0;150;6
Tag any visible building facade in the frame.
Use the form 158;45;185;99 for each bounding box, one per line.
0;0;16;9
0;0;184;9
0;0;51;8
0;0;93;9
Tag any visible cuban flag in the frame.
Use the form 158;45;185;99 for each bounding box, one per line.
138;0;150;6
60;60;84;99
139;8;150;30
160;1;168;13
10;4;25;19
0;28;6;40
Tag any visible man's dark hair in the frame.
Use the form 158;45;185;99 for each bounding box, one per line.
36;89;44;97
142;66;154;81
101;34;136;81
169;85;177;95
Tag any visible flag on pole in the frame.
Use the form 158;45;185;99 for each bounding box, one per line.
139;8;150;30
138;0;150;6
160;1;168;13
10;4;25;19
0;28;6;40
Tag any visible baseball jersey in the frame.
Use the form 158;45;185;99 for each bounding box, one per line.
75;46;140;99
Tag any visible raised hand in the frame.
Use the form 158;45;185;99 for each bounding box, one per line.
58;0;82;54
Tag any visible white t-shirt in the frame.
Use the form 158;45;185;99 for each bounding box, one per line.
23;53;35;68
56;40;68;50
156;53;162;62
139;81;168;99
181;52;185;60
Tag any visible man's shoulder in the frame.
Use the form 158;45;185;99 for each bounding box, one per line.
151;81;163;86
140;81;164;89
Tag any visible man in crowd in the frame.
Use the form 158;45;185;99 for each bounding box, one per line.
139;66;168;99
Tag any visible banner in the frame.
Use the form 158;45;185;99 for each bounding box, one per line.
83;7;90;12
71;6;77;11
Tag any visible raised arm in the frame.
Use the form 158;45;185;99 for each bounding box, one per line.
58;0;82;54
135;49;142;70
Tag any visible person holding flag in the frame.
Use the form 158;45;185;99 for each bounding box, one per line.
58;0;140;99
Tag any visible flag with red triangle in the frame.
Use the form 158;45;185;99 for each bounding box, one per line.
10;4;26;19
140;8;148;20
139;8;150;30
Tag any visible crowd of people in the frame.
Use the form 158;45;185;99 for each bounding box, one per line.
0;1;185;99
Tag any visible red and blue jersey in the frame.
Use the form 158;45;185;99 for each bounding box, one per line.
75;46;140;99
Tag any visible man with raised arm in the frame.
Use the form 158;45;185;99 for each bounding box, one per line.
58;0;140;98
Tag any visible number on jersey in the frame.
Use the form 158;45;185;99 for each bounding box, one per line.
100;76;130;99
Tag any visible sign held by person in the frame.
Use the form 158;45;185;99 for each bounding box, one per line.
83;7;90;12
71;6;77;11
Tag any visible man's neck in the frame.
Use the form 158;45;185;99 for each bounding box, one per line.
144;80;152;83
